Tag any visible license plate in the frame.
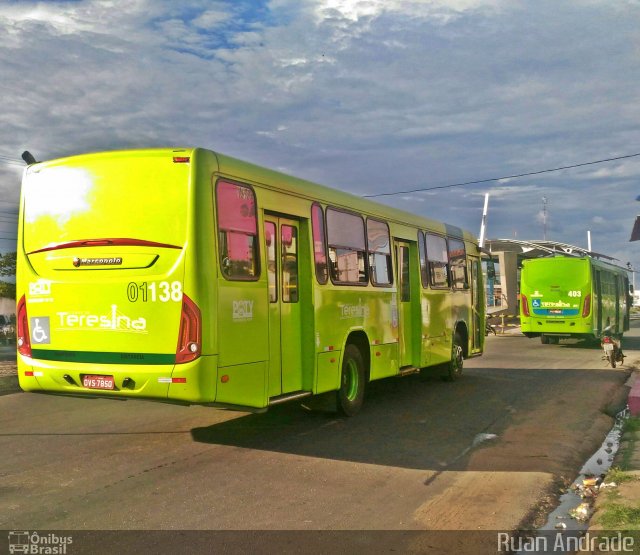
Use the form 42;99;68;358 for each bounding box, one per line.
82;375;115;390
549;309;562;315
604;343;614;352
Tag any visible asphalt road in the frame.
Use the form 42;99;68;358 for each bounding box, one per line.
1;325;638;554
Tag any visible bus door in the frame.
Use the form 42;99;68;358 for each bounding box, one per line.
595;270;602;335
468;256;483;352
394;240;414;367
264;216;303;397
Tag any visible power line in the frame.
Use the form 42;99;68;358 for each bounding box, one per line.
363;151;640;198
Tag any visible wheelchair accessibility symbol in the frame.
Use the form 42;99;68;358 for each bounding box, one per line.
30;317;50;344
532;299;541;308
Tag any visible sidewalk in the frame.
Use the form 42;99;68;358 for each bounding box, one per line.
487;314;521;335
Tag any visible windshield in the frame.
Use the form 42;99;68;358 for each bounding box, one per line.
22;153;190;254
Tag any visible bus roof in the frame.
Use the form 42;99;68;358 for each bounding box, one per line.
522;254;630;275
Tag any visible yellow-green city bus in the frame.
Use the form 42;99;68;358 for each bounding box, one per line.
520;255;631;344
17;148;485;415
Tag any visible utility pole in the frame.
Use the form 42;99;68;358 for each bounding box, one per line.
478;193;489;248
542;196;548;240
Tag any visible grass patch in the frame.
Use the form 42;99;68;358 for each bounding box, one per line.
597;503;640;529
614;417;640;471
625;417;640;434
607;467;636;484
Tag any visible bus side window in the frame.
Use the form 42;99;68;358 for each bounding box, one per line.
367;218;392;286
311;204;328;284
215;180;259;280
326;208;368;284
281;224;298;303
400;245;410;301
418;231;429;288
447;237;467;289
265;221;277;302
424;233;449;288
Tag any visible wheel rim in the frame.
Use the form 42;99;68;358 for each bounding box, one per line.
344;359;359;401
452;344;463;375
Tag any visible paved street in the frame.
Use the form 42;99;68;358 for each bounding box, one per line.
1;325;638;554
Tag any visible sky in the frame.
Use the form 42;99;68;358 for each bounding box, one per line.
1;0;639;277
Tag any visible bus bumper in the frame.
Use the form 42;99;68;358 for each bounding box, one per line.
17;354;218;403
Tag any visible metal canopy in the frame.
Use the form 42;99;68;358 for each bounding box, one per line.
485;238;618;262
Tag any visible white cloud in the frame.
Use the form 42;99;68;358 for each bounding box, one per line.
0;0;639;268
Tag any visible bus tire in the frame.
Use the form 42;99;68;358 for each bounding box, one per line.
541;335;549;344
337;344;365;417
443;332;464;382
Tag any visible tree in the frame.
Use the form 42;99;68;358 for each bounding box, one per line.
0;251;16;277
0;281;15;299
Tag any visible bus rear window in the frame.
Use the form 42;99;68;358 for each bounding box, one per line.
22;156;189;254
216;180;259;280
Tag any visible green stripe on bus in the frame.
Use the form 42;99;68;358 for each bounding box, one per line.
31;349;175;365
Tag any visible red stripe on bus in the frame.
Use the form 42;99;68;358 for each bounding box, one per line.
27;238;182;254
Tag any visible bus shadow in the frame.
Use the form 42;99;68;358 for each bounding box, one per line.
190;366;624;472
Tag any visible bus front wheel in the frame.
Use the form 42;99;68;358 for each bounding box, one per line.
337;344;365;416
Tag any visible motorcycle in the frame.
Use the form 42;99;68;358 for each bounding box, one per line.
601;327;624;368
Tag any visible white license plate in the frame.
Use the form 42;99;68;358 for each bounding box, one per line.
82;375;115;390
604;343;614;352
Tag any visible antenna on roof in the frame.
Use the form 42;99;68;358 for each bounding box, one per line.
21;151;38;165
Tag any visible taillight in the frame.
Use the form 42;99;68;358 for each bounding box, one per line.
176;294;201;364
582;294;591;317
17;295;32;357
521;294;530;317
603;336;612;343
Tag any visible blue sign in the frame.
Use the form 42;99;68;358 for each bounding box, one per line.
532;298;541;308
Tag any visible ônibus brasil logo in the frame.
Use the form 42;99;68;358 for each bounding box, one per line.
8;531;73;554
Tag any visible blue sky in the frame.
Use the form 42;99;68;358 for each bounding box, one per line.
1;0;639;275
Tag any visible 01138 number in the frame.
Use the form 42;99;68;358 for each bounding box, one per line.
127;281;183;303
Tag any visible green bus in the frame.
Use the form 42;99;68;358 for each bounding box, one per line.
16;148;485;415
520;255;631;344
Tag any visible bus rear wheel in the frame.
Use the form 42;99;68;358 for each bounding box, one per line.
443;332;464;382
337;344;365;416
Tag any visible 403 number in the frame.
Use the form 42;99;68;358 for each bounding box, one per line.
127;281;183;303
567;290;582;298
